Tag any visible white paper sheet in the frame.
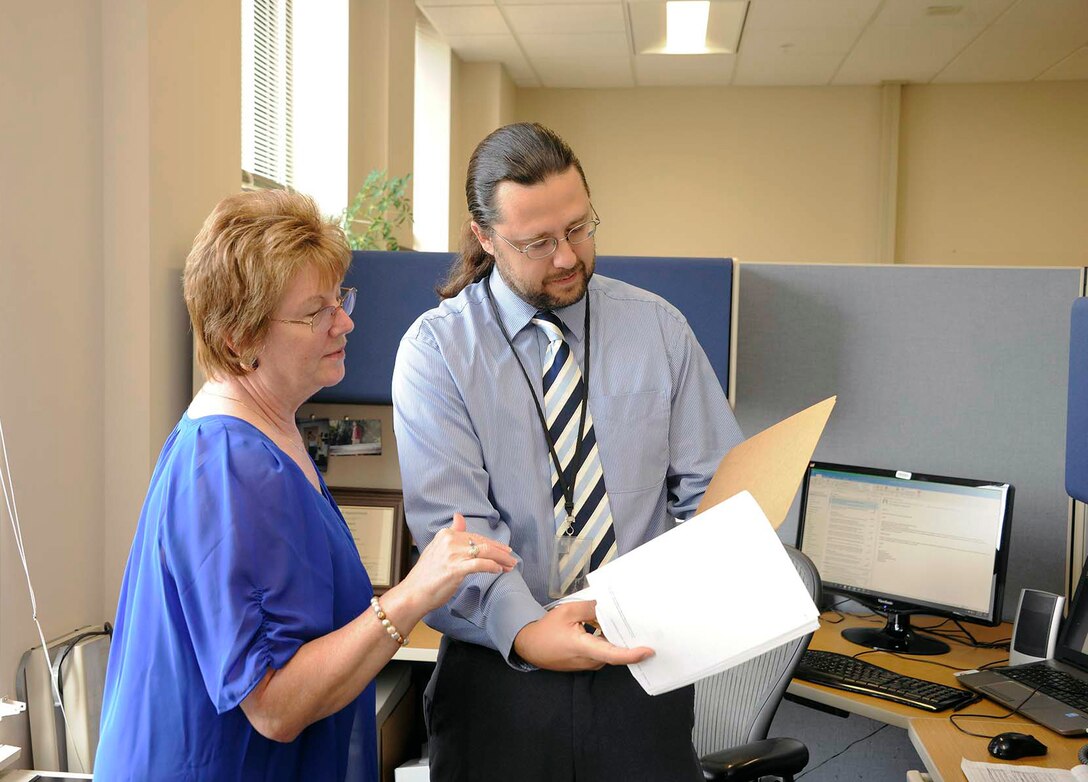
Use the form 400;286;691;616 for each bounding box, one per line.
961;759;1088;782
550;491;820;695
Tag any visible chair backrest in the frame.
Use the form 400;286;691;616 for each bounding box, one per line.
692;545;822;756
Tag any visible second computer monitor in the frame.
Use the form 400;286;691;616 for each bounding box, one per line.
797;462;1014;655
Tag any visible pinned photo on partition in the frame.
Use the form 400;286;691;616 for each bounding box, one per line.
327;418;382;457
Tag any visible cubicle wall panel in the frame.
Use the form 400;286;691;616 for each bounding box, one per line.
315;252;732;405
314;251;455;405
594;256;732;396
736;264;1079;619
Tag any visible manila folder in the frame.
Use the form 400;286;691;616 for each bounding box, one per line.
696;395;836;527
590;490;820;695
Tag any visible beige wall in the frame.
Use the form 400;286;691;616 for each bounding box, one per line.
448;60;518;250
515;82;1088;266
1;0;239;759
0;1;106;753
101;0;241;628
897;82;1088;265
517;86;884;262
349;0;416;250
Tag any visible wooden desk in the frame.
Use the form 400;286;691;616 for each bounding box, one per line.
909;717;1085;782
393;623;441;662
795;613;1085;782
788;613;1010;729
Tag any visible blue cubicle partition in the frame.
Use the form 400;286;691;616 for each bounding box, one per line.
312;251;733;405
1068;298;1088;503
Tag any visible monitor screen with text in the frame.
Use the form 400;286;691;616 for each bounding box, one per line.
798;463;1012;623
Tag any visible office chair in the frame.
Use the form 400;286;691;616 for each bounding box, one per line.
695;545;822;782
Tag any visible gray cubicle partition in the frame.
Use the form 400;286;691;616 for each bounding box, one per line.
735;263;1083;621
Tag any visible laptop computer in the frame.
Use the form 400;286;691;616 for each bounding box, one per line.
957;567;1088;736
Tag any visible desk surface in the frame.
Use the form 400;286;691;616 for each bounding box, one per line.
797;613;1085;782
394;623;442;662
909;717;1086;782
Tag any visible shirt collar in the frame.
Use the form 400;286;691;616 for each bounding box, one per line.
487;265;588;343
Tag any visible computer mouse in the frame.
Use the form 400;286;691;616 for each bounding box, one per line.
987;732;1048;760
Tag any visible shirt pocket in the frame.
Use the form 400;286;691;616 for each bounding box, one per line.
591;391;669;494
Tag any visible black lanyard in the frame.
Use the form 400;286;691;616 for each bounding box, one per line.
485;277;591;533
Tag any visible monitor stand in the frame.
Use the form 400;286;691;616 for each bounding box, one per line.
842;611;950;655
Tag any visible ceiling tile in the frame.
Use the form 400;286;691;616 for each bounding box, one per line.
874;0;1016;30
532;55;634;87
498;0;618;4
744;0;881;31
934;0;1088;82
518;31;630;58
740;25;860;56
1037;46;1088;81
503;3;626;35
634;53;736;86
833;22;988;84
733;52;843;85
445;33;524;61
417;0;1088;87
421;6;510;37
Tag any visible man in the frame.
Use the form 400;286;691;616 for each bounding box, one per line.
393;122;744;781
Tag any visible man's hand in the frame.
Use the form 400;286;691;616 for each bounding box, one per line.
512;600;654;671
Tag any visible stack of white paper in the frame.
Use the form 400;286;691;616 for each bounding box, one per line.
961;759;1088;781
561;490;820;695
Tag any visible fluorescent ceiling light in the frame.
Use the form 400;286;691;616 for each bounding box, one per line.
630;1;747;57
666;1;710;54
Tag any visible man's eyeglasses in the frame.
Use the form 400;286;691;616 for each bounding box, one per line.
272;287;356;332
491;211;600;261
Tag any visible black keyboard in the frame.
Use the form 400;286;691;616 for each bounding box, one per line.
795;650;977;712
998;664;1088;711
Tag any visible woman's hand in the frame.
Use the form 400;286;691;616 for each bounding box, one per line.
513;600;654;671
396;513;517;614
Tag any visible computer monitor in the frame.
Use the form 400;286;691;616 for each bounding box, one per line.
797;461;1014;655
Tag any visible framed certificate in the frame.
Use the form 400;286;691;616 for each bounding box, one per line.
329;488;409;593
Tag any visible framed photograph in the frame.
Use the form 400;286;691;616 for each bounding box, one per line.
329;488;409;594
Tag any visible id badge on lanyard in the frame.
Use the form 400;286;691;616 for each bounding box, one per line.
548;528;592;599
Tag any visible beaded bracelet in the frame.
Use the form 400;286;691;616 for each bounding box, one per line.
370;596;409;647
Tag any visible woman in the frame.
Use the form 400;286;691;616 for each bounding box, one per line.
95;189;516;781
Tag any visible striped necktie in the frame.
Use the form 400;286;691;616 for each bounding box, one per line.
531;311;617;591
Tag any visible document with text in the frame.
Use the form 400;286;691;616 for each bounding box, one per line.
553;397;835;695
961;759;1088;782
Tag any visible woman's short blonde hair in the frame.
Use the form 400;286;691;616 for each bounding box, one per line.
184;189;351;378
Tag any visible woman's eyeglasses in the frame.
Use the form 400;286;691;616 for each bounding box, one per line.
271;287;357;332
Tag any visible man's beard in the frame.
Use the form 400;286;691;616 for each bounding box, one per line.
495;258;594;311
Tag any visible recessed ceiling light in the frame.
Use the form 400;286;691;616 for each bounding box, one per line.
666;1;710;54
629;1;749;56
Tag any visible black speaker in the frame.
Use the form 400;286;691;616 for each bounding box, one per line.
1009;588;1064;666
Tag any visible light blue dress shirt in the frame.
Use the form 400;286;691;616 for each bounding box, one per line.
392;267;744;665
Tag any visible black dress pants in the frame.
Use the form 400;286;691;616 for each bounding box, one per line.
425;638;702;782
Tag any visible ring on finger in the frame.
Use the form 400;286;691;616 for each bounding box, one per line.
467;539;479;559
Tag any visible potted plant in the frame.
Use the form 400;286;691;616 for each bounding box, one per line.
339;170;413;251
